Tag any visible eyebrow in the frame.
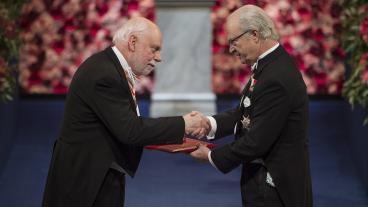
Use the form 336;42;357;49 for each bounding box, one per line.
152;45;161;51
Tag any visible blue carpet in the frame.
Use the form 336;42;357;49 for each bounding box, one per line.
0;99;367;207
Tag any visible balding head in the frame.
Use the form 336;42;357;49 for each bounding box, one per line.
113;17;162;76
113;17;161;44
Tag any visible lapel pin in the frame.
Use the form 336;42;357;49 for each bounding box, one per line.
243;96;251;108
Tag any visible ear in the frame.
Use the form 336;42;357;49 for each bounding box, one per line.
127;34;137;52
252;30;260;43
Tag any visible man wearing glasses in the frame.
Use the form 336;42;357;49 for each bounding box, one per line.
190;5;313;207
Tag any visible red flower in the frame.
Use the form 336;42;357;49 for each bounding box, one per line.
0;57;6;78
0;56;5;67
310;44;325;57
4;20;16;38
315;72;327;88
362;69;368;84
313;28;325;42
360;52;368;63
359;5;368;14
298;7;312;21
50;8;63;20
52;40;65;55
283;41;294;54
96;3;109;16
332;47;346;59
89;22;101;38
295;55;306;71
212;44;221;53
360;16;368;43
330;2;342;18
127;1;139;16
333;23;343;34
52;82;68;94
64;18;76;32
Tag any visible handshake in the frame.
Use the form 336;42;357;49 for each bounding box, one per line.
182;111;211;139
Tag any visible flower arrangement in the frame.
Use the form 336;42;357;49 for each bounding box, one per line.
212;0;345;95
340;0;368;125
18;0;155;94
0;0;25;101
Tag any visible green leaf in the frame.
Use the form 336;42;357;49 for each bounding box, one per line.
364;118;368;126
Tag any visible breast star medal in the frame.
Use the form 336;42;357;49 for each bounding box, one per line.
241;115;251;130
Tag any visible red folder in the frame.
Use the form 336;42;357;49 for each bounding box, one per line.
145;138;217;153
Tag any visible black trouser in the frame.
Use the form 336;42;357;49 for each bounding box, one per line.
241;164;284;207
93;169;125;207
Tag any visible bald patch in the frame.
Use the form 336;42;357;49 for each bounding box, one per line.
113;17;161;45
127;17;157;31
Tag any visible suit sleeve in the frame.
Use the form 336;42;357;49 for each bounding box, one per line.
211;80;290;173
91;76;184;146
212;108;239;138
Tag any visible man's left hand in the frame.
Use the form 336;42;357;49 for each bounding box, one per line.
190;144;210;162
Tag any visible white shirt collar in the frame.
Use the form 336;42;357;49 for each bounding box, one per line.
251;42;280;72
111;46;136;86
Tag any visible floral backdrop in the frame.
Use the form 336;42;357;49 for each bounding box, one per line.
18;0;345;95
212;0;345;94
340;0;368;124
0;0;24;101
18;0;155;94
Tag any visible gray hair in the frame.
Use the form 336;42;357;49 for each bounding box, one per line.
112;20;147;44
238;5;279;40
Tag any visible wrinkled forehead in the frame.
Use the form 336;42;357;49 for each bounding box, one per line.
151;26;162;43
226;14;242;37
138;25;162;45
148;26;162;49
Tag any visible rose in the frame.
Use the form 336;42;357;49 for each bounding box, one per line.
360;16;368;43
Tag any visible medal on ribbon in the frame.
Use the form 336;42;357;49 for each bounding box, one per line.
249;76;257;92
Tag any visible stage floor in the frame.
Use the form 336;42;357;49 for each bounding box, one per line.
0;99;367;207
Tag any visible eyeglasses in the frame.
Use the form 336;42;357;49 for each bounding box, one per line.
228;29;254;46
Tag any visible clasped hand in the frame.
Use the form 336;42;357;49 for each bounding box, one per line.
183;111;211;139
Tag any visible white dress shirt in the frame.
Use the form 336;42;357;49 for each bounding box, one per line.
111;46;140;116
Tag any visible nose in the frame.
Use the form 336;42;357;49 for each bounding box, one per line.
154;51;161;62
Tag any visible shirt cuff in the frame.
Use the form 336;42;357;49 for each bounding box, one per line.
207;116;217;140
208;151;219;170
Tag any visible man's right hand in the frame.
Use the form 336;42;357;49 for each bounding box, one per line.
183;111;211;139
